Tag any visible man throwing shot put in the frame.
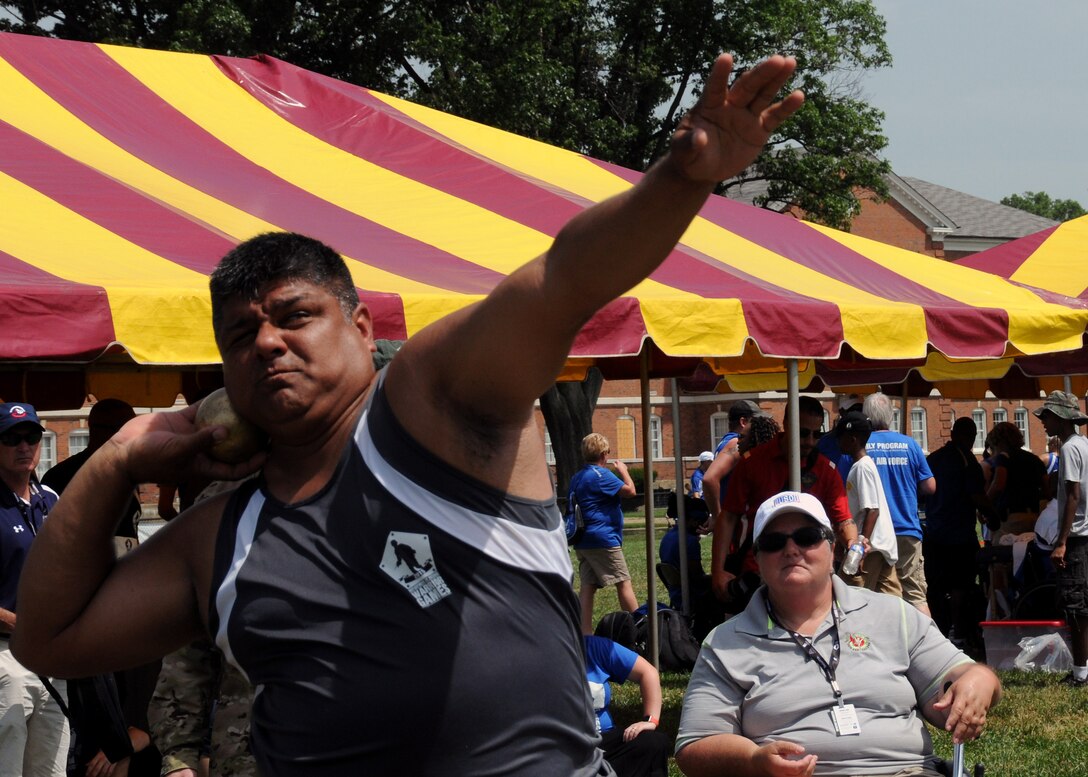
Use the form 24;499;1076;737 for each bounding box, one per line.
14;54;803;776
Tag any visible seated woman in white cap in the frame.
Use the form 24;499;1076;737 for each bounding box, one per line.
674;491;1002;777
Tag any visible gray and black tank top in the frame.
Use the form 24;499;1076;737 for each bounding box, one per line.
209;371;609;776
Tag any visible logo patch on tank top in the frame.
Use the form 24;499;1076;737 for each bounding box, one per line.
379;531;451;608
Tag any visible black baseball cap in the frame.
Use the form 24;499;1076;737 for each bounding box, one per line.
834;410;872;438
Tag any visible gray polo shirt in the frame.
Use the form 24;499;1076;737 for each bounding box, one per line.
677;577;971;775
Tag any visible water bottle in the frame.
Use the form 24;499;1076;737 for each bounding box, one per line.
841;540;865;576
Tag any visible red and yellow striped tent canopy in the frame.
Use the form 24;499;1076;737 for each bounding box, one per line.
946;214;1088;397
2;32;1087;408
959;214;1088;301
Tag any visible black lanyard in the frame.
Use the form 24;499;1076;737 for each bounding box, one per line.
766;597;843;702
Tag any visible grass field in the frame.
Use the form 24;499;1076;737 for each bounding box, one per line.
583;523;1088;776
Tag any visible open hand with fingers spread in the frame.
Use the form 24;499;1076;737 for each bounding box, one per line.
670;53;804;184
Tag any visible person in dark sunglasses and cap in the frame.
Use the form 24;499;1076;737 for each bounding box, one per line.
0;402;68;776
676;490;1002;777
711;395;855;610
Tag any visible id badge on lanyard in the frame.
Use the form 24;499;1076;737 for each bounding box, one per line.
767;597;861;736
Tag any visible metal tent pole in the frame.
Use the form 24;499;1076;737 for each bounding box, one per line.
640;350;659;666
787;359;801;490
670;379;690;615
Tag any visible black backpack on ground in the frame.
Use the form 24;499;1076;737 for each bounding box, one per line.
638;608;700;672
594;611;642;651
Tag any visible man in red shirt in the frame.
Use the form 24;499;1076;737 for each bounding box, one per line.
710;396;855;604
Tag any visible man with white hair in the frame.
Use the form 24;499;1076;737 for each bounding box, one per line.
863;392;936;616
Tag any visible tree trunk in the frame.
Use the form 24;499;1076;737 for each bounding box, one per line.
540;368;603;505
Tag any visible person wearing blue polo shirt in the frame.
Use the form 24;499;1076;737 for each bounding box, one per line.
0;402;67;777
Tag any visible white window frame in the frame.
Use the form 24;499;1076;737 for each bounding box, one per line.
992;407;1007;426
909;407;927;453
542;429;555;465
650;415;663;460
68;429;89;458
710;412;729;450
1014;407;1030;449
35;431;56;481
972;409;987;453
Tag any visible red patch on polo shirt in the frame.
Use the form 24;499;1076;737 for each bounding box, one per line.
846;633;871;651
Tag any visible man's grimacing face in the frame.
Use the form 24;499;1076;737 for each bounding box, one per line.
216;278;374;431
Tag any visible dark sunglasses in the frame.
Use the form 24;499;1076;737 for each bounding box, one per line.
798;428;823;440
755;525;831;553
0;429;43;447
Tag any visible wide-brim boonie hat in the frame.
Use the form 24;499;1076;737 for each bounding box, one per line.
1033;391;1088;425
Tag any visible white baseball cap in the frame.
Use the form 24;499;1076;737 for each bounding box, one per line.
752;491;832;543
698;451;714;462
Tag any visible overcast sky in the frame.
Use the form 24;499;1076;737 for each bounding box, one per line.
862;0;1088;205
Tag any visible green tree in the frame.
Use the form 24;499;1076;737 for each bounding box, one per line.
3;0;892;228
1001;191;1086;222
398;0;891;228
0;2;412;93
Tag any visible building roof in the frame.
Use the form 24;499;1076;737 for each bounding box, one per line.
901;176;1058;240
723;166;1058;253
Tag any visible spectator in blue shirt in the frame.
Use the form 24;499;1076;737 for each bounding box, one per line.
691;451;713;498
572;434;637;634
584;635;670;777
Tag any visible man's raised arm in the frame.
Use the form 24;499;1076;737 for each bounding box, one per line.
395;54;803;430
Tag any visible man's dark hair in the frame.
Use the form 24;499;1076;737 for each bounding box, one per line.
797;396;824;420
209;232;360;339
951;417;977;442
728;400;761;426
85;398;136;451
742;414;780;452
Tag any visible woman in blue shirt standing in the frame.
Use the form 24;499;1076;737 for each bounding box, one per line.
571;433;638;634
